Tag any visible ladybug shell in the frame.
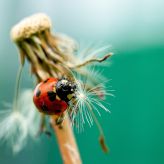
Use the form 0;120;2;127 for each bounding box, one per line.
33;78;68;115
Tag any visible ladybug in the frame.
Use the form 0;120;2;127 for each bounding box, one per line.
33;77;77;115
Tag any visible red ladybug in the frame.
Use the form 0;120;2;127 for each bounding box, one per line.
33;77;76;115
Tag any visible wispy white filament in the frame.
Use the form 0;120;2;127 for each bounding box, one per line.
0;89;40;153
69;77;114;133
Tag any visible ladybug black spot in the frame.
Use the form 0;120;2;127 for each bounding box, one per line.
55;109;61;114
42;104;48;111
43;78;49;83
36;89;41;97
47;91;56;102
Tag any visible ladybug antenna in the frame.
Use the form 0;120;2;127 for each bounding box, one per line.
13;65;23;110
60;64;77;81
86;102;109;153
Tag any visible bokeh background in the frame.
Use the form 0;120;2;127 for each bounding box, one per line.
0;0;164;164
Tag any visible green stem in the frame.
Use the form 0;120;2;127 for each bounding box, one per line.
13;66;23;111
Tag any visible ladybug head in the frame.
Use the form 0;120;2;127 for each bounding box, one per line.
56;78;77;102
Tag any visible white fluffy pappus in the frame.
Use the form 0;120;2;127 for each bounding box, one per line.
68;74;115;133
0;89;40;153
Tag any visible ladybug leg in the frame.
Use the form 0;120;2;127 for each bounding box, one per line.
67;100;78;125
50;114;65;129
56;114;64;125
37;114;51;137
55;114;65;129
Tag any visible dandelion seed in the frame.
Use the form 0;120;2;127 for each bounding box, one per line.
0;110;28;153
0;89;40;153
71;80;111;127
62;69;114;152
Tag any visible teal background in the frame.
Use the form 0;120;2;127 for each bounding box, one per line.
0;0;164;164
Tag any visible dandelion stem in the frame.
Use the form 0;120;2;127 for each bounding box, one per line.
51;114;82;164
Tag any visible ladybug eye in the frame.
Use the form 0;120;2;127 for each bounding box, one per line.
71;84;77;90
61;79;68;84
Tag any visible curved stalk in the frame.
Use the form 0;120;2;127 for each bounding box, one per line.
51;114;81;164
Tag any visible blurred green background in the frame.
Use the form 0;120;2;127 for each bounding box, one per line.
0;0;164;164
